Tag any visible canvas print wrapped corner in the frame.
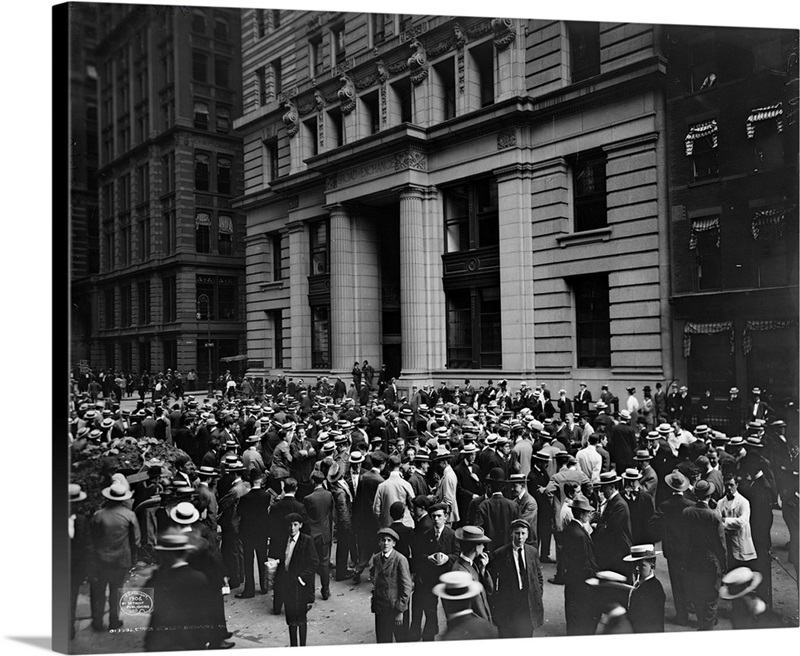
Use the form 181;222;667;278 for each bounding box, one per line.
61;2;799;653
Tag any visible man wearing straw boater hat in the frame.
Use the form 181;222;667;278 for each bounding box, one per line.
719;566;777;630
433;571;497;640
487;518;545;638
89;481;141;632
623;544;665;632
591;471;632;576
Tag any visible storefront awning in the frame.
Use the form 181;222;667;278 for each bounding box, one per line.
683;321;734;358
685;120;718;156
220;354;248;362
743;319;798;355
688;216;720;251
195;212;211;228
751;206;793;242
746;102;783;138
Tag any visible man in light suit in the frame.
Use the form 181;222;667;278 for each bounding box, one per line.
373;454;415;529
487;518;545;638
369;527;413;643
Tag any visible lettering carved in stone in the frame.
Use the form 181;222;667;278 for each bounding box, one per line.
457;50;465;95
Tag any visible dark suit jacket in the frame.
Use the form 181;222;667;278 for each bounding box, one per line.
353;470;383;523
682;502;727;574
487;542;544;630
452;555;494;621
303;487;334;545
237;486;271;541
514;491;539;547
369;549;412;614
267;495;308;559
648;493;692;560
415;524;458;586
561;519;597;586
441;612;498;640
592;493;632;574
276;532;319;611
628;575;665;633
476;493;519;552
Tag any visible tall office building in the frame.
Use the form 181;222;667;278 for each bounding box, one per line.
87;3;246;382
234;11;675;395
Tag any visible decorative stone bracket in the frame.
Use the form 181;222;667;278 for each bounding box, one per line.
491;18;516;50
282;98;299;137
408;39;429;86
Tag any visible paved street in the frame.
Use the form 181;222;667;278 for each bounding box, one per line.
70;504;798;651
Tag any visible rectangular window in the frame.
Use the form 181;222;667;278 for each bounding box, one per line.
310;36;323;77
263;138;279;183
574;274;611;368
161;152;174;193
137;164;150;203
119;174;130;211
218;215;233;255
257;9;267;38
217;276;237;320
138;281;151;325
392;78;413;124
688;121;719;181
311;305;331;369
161;99;174;130
191;8;206;33
443;178;499;253
104;231;114;270
196;275;216;320
568;21;601;82
370;14;385;47
271;58;282;99
214;16;228;41
363;91;380;134
103;183;114;220
217;157;232;195
163;340;177;372
304;119;319;157
273;310;284;369
271;10;281;29
120;341;132;373
162;275;176;322
328;108;344;148
120;224;131;266
434;58;456;120
196;212;212;254
471;41;494;108
194;101;209;130
271;232;284;281
332;24;346;66
139;218;151;261
309;219;329;275
256;67;267;106
689;331;736;394
120;285;132;327
105;342;115;369
690;216;722;291
195;152;210;191
447;290;472;368
105;288;115;328
192;51;207;82
214;57;230;89
445;286;502;369
216;105;231;133
573;149;608;232
136;110;148;144
162;210;175;254
139;340;151;374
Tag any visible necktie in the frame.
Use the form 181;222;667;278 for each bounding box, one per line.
516;548;526;589
285;536;296;569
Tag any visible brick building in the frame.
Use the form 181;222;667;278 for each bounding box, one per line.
233;10;675;396
665;24;798;413
87;4;246;382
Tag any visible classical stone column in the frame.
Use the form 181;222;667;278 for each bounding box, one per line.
398;185;435;374
496;163;536;373
327;204;355;372
286;220;310;371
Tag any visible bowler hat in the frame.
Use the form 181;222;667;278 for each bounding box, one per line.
486;467;506;482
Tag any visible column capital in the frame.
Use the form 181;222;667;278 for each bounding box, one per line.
394;184;436;200
322;202;353;217
494;162;537;182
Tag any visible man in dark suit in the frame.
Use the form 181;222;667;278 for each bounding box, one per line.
682;479;727;630
527;452;553;562
487;518;544;638
434;571;498;640
476;436;504;485
235;470;271;598
454;444;483;524
369;527;413;643
408;502;458;641
475;468;518;553
648;470;693;625
623;544;666;632
451;526;494;622
509;473;538;548
303;471;334;600
561;495;599;635
276;512;319;647
608;410;637;474
590;472;632;576
352;453;384;582
574;382;592;415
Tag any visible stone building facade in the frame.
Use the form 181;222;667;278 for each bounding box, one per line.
233;11;675;396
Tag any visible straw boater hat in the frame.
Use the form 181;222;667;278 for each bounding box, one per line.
623;544;662;562
348;450;366;465
69;484;87;503
621;468;642;481
154;532;193;552
619;409;631;421
454;526;492;544
169;501;200;525
508;473;527;485
720;567;764;600
633;449;653;461
197;466;220;478
433;571;483;601
532;451;551;464
321;441;336;454
656;423;672;436
586;570;631;590
101;481;133;502
461;442;478;455
597;471;621;486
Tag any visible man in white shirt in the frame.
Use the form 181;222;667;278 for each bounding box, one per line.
716;472;758;571
576;434;603;484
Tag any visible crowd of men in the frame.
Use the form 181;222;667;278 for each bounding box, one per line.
68;374;799;648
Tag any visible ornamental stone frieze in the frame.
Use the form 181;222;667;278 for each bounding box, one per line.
491;18;516;50
408;39;428;86
497;128;516;149
394;148;427;171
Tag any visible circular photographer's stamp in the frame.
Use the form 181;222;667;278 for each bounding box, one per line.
119;590;154;616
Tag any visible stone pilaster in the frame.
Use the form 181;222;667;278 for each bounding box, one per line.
494;19;526;101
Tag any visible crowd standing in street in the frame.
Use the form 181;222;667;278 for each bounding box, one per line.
68;372;798;646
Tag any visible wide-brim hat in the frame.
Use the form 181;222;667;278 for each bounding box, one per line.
246;435;260;444
656;423;672;435
720;567;764;600
751;387;761;395
101;482;133;501
586;570;632;591
621;468;642;481
745;437;764;448
461;442;478;455
507;473;527;485
694;424;710;436
433;571;483;601
595;401;608;410
484;434;498;445
432;449;451;462
321;442;336;454
569;496;594;513
619;410;631;420
454;526;492;544
532;451;551;463
224;460;246;473
69;484;87;503
154;532;193;551
665;471;690;492
694;479;714;499
101;418;114;429
623;544;662;562
598;472;621;486
326;461;343;483
169;501;200;525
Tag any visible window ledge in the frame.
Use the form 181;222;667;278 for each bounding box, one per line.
260;280;286;292
556;227;612;248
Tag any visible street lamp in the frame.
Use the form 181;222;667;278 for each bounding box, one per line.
196;293;213;398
